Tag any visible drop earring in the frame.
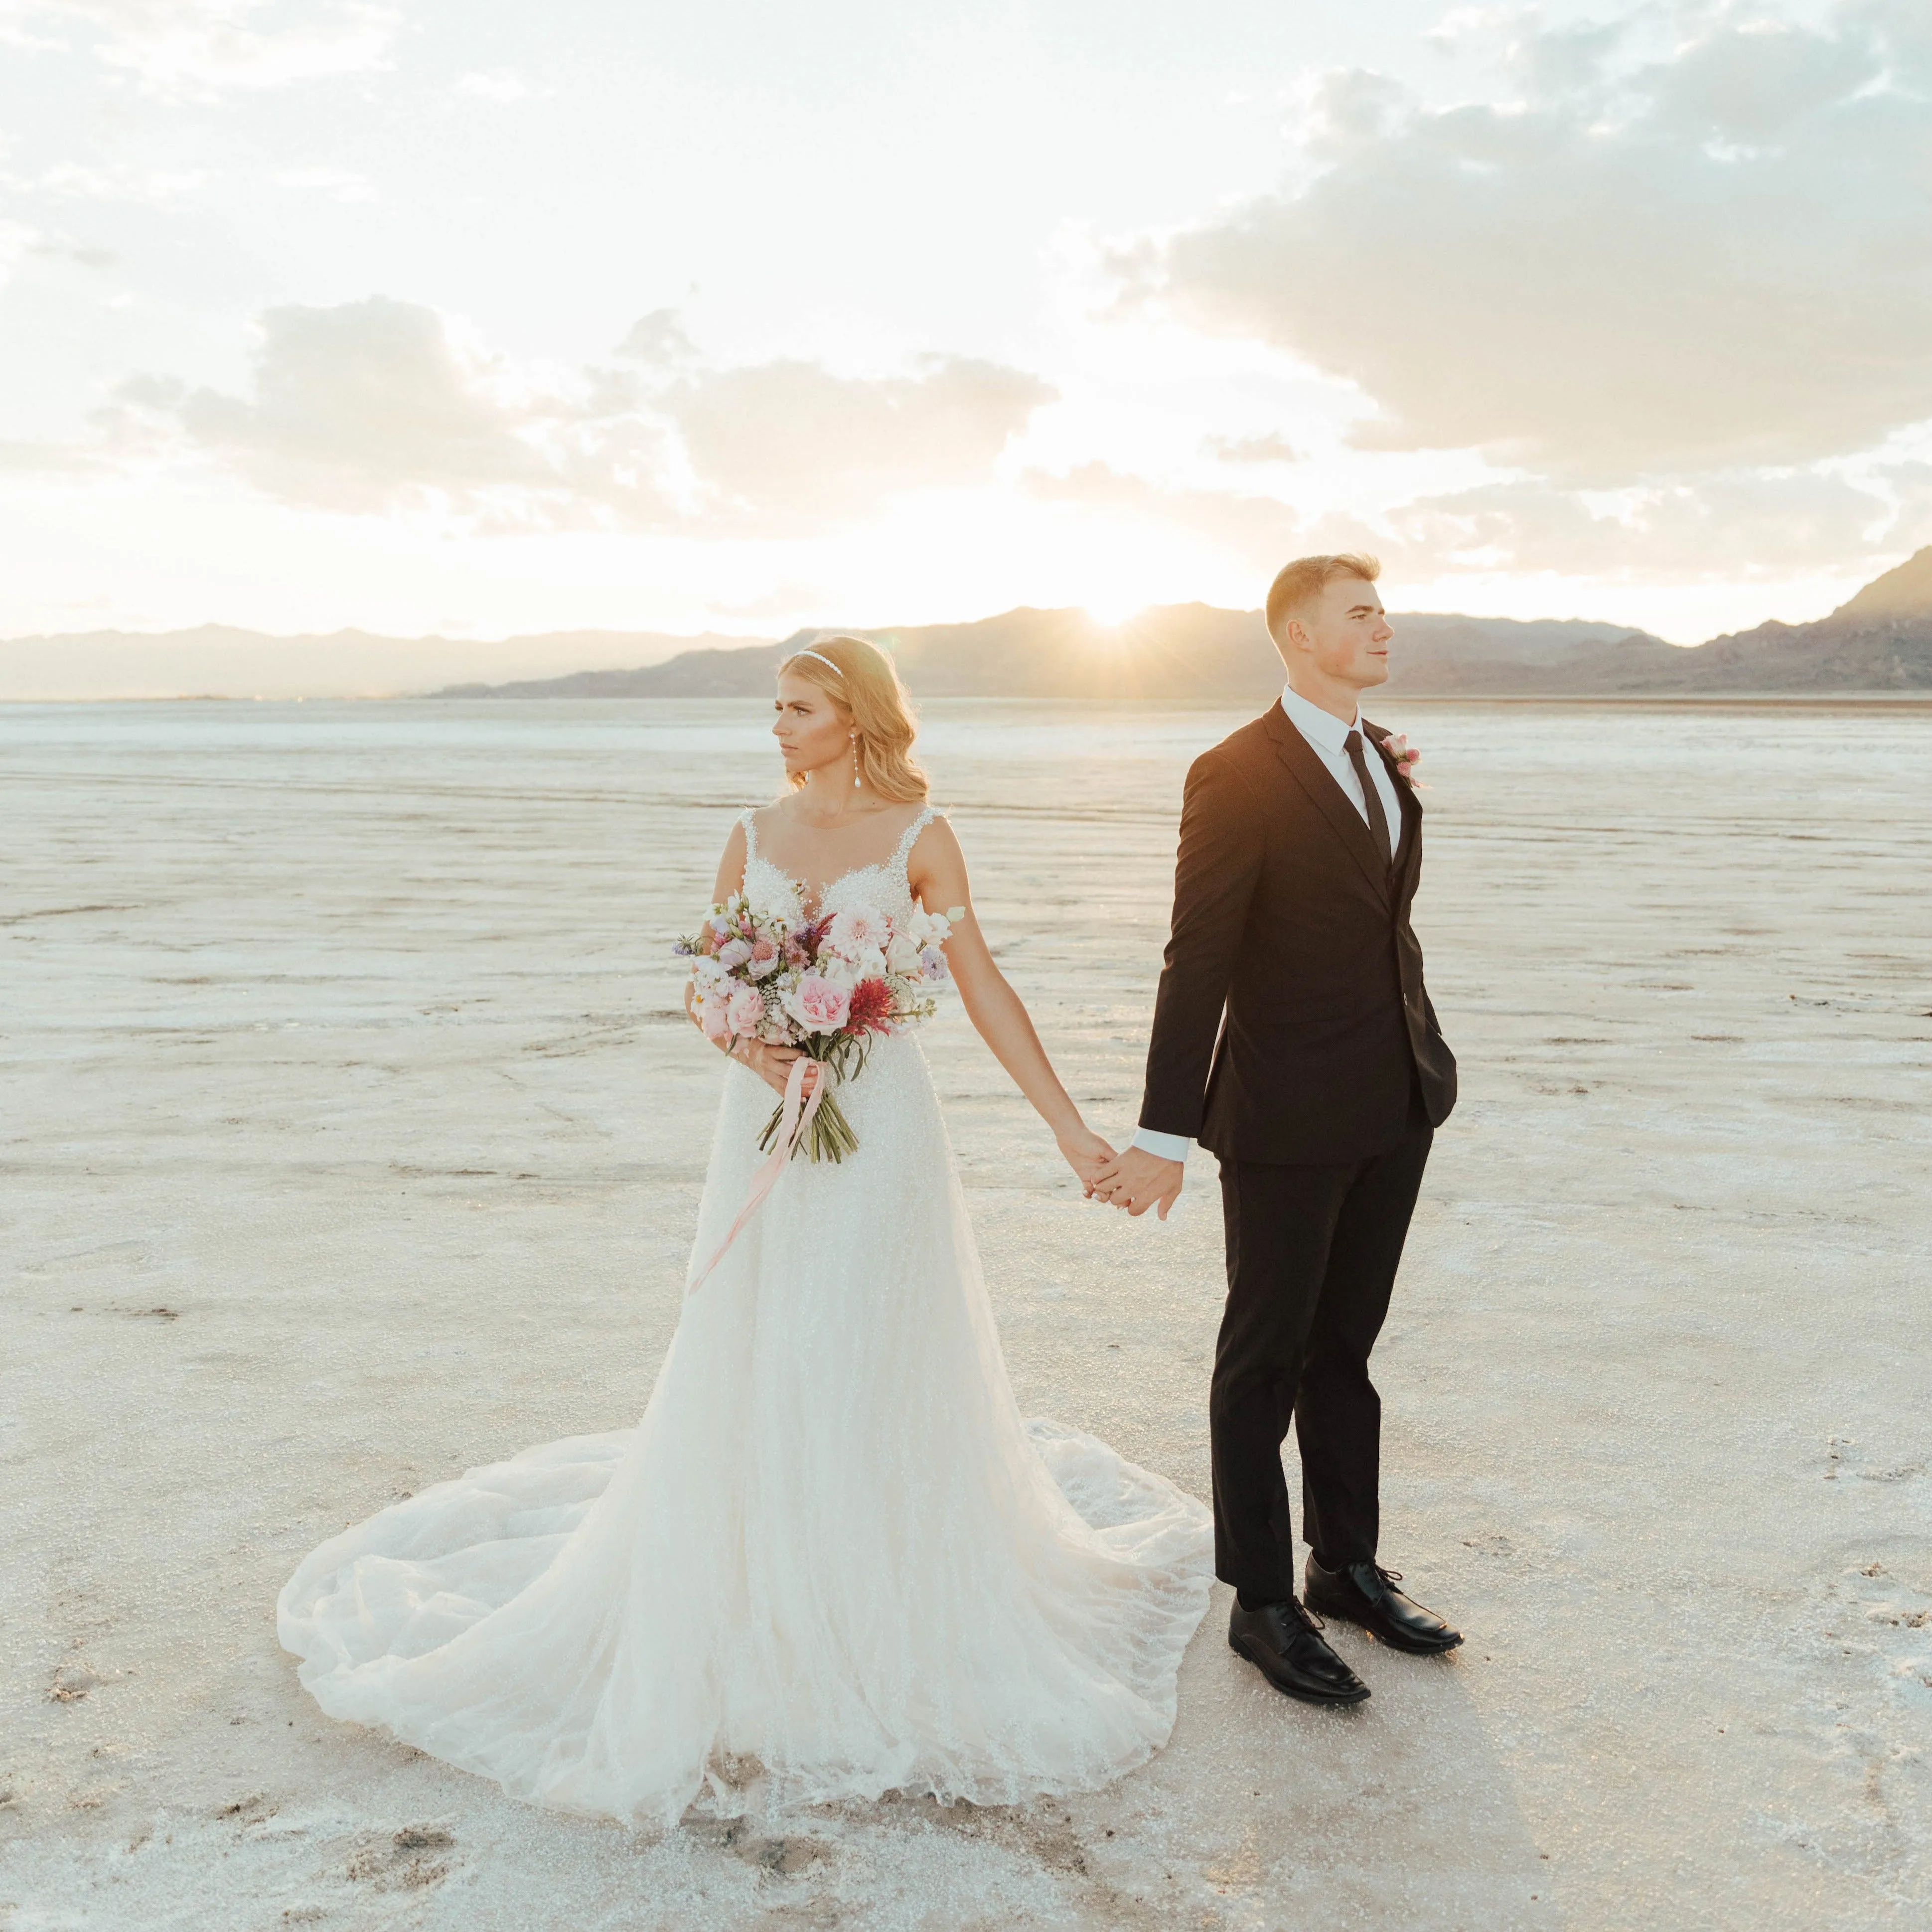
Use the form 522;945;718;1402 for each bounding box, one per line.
850;733;861;789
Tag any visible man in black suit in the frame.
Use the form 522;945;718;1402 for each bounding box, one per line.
1093;553;1462;1707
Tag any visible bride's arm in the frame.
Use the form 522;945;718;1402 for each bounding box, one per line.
909;819;1113;1187
683;820;814;1098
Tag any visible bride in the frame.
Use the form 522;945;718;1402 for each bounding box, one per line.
278;635;1213;1828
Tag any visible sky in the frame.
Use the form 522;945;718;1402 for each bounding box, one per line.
3;0;1930;645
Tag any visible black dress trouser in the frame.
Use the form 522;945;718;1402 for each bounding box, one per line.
1211;1090;1433;1601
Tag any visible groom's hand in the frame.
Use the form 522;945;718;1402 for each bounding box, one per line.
1092;1148;1184;1220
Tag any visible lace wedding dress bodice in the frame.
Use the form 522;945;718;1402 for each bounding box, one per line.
739;800;935;928
278;802;1213;1828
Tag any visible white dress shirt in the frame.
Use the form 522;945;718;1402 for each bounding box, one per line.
1130;684;1403;1165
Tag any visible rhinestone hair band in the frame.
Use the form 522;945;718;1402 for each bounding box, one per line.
791;647;844;678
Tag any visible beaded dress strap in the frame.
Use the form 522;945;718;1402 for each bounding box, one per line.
739;807;760;865
890;805;941;876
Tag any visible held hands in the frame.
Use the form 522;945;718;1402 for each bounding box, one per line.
1054;1122;1117;1195
1090;1146;1185;1220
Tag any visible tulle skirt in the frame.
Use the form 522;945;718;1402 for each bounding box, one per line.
278;1035;1213;1826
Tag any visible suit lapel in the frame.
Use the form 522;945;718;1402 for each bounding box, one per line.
1264;703;1391;902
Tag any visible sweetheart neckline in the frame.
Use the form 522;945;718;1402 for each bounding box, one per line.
742;804;938;921
744;852;897;922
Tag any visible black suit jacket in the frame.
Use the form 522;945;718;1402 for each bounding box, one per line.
1138;701;1457;1166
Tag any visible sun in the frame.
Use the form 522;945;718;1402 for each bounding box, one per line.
1081;595;1146;629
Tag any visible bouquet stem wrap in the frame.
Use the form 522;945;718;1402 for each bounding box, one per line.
686;1055;826;1296
756;1038;860;1164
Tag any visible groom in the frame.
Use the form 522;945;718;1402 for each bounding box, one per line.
1094;553;1461;1707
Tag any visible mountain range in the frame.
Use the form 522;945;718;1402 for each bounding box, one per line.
432;547;1932;702
4;550;1930;702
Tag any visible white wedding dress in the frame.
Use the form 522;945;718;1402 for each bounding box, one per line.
278;806;1213;1828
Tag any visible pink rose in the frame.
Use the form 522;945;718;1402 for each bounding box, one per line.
725;984;765;1037
699;988;732;1040
783;971;852;1036
1381;733;1424;785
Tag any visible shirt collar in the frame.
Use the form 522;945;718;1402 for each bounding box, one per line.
1279;680;1360;755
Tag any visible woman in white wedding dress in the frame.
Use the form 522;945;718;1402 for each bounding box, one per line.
278;636;1213;1828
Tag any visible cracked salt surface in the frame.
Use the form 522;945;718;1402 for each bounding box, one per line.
2;697;1928;1928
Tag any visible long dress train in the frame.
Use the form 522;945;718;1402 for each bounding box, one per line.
277;806;1214;1827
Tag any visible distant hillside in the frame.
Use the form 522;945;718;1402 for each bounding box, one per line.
434;607;1661;704
434;552;1932;700
1518;549;1932;694
1532;613;1932;693
0;625;772;701
1837;546;1932;618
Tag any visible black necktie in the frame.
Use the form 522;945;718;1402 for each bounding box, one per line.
1343;729;1393;866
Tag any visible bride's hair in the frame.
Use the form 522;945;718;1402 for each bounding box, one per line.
778;635;929;803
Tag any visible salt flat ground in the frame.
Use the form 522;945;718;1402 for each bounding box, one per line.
2;698;1928;1932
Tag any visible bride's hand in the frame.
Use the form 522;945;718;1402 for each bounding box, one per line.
1054;1123;1116;1195
687;986;819;1098
734;1038;821;1099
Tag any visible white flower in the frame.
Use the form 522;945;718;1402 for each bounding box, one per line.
814;951;855;990
825;903;888;959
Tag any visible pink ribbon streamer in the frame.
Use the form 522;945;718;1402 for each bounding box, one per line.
685;1054;825;1295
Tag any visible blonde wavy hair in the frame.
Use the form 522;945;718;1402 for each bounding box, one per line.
778;635;929;804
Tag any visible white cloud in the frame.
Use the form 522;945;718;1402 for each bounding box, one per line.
36;161;209;201
454;69;527;103
0;217;40;285
130;297;557;512
1024;460;1302;567
272;165;375;202
1204;430;1299;465
1363;469;1906;584
665;355;1057;526
1123;7;1932;481
1020;444;1926;601
4;0;394;94
101;298;1057;533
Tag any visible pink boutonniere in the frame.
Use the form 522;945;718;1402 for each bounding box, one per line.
1381;733;1426;788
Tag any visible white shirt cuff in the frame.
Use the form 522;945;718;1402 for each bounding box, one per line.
1130;1127;1190;1163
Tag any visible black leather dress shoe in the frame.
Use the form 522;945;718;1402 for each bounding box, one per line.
1303;1555;1463;1654
1227;1598;1370;1706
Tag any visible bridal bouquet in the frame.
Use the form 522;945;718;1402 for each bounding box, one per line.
675;894;958;1164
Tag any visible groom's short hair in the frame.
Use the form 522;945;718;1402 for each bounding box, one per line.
1266;553;1381;645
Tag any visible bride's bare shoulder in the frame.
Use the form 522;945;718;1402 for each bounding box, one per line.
906;808;963;892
